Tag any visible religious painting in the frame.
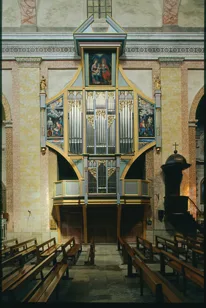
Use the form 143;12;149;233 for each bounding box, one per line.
47;97;64;138
138;97;155;138
89;53;112;85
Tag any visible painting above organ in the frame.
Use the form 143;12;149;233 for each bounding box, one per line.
44;15;156;156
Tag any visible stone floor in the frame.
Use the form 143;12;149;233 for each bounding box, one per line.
49;244;204;303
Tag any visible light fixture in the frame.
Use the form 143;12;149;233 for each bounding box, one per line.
41;147;47;155
156;147;161;154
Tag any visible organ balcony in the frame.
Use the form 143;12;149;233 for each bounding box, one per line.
53;179;151;206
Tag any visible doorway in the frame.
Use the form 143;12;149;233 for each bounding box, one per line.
87;206;117;243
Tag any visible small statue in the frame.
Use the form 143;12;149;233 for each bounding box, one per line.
40;76;46;92
154;76;161;90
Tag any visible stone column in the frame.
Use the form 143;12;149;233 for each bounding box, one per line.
188;120;198;217
83;204;88;244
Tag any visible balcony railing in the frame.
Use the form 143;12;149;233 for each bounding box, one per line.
53;179;150;199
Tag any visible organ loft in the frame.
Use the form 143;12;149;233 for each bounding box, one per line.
1;0;204;303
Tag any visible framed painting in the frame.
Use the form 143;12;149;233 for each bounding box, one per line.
85;51;116;86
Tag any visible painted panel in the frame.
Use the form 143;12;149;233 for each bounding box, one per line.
178;0;204;27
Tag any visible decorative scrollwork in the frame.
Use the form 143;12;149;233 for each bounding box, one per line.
87;115;95;128
98;160;106;166
88;168;96;178
108;168;116;178
68;100;82;112
119;100;133;111
96;109;106;118
108;115;115;128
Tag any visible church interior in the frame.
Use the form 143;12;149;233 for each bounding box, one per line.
1;0;205;303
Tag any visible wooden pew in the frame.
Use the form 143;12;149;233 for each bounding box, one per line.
117;236;128;264
1;238;18;250
62;237;82;265
6;253;68;302
174;234;204;261
84;237;95;265
2;264;36;293
36;238;61;263
160;250;204;294
192;248;204;268
156;235;186;259
2;238;37;267
136;236;160;263
132;256;185;303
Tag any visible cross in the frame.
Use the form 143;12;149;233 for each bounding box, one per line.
173;142;179;154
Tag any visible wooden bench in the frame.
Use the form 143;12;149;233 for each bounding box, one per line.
62;237;82;265
117;236;129;264
1;238;18;250
156;235;186;259
2;238;37;267
136;236;160;263
36;238;61;263
132;255;185;303
2;264;36;293
84;238;95;265
192;248;204;268
160;250;204;294
174;234;204;261
6;253;68;302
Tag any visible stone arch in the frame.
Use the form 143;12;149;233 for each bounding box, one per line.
188;86;204;209
189;86;204;122
2;94;12;121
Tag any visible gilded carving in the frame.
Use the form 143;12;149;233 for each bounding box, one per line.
87;115;95;128
119;100;133;111
108;168;116;178
108;115;115;128
68;100;82;112
96;109;106;118
108;92;115;98
40;75;47;92
88;168;97;178
98;160;106;166
154;76;161;90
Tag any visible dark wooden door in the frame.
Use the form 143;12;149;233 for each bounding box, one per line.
87;206;117;243
121;205;144;242
60;207;83;243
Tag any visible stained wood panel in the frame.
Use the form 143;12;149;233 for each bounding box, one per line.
60;207;83;243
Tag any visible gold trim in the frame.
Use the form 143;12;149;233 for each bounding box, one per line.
46;142;83;180
46;66;82;105
120;141;156;179
119;65;155;104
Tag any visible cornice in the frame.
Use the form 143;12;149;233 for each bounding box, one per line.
2;32;204;61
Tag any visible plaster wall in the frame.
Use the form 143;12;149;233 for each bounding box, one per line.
123;69;153;99
178;0;204;27
48;69;77;99
2;124;6;187
112;0;163;27
161;67;182;164
2;70;12;109
188;70;204;114
2;0;21;27
37;0;87;28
